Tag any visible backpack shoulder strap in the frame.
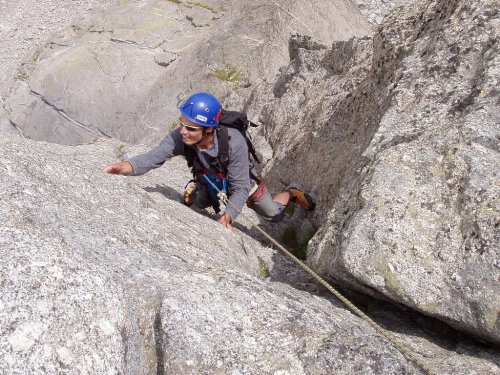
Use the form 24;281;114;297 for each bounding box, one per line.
184;144;196;168
216;125;229;174
246;135;260;164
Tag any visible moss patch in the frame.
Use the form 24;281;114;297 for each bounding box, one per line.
187;1;216;13
15;69;28;81
284;204;295;216
281;228;316;260
169;120;179;132
214;64;241;83
258;257;269;279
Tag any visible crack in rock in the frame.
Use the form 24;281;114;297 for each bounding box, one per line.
30;89;111;138
110;38;140;45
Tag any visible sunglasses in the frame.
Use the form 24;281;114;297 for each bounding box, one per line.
179;118;203;132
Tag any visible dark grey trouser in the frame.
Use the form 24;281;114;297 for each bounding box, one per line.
246;182;286;222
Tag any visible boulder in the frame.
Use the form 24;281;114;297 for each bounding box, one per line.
1;132;499;374
250;0;500;345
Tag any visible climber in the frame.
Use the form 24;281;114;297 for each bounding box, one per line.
102;92;315;231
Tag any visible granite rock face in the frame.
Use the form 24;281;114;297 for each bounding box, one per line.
0;0;115;88
1;0;500;373
1;133;499;375
250;0;500;346
1;0;371;146
352;0;416;26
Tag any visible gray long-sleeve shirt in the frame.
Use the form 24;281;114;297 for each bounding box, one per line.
127;127;251;221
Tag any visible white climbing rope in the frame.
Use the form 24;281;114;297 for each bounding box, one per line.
219;192;438;375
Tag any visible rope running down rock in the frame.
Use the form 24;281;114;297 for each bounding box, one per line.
218;191;438;375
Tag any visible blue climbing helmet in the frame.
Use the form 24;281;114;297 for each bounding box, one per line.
179;92;222;127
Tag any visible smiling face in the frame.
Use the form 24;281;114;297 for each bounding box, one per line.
179;115;205;145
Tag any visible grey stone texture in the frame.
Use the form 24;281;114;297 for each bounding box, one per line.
1;132;499;375
1;0;371;146
250;0;500;347
0;0;115;88
1;0;500;373
352;0;416;26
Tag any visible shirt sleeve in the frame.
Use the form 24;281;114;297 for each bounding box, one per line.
223;129;251;221
127;129;184;176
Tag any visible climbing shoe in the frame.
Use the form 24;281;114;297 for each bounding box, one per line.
183;185;195;207
288;187;316;211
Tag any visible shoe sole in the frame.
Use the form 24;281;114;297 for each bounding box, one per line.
289;187;316;211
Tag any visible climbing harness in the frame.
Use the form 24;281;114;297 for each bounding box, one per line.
202;172;227;212
212;187;438;375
